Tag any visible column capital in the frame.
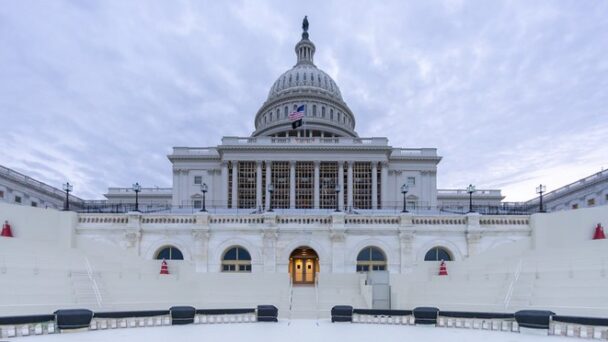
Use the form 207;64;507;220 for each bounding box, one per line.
313;160;321;167
256;160;263;167
289;160;297;167
381;161;389;168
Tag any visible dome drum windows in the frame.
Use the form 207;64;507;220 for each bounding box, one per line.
222;246;252;272
356;247;386;272
155;246;184;260
424;247;452;261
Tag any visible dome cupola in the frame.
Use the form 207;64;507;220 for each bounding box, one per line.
252;17;357;138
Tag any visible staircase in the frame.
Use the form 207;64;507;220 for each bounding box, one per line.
69;258;103;308
289;286;318;319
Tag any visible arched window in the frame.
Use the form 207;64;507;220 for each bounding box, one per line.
356;247;386;272
313;105;317;117
284;106;288;118
155;246;184;260
330;109;334;120
322;106;325;118
424;247;452;261
222;246;252;272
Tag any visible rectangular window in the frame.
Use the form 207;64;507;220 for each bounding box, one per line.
271;161;290;209
296;162;314;208
605;194;608;201
31;202;38;207
194;176;202;185
353;162;372;209
238;161;256;209
239;265;252;271
320;162;338;209
407;176;416;186
223;264;236;272
193;200;202;209
356;265;369;272
14;196;21;203
587;198;595;207
0;190;4;199
572;203;579;209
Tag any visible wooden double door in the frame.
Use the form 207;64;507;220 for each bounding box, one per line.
291;257;317;284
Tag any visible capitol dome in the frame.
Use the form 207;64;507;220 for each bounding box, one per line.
267;64;343;102
252;17;357;138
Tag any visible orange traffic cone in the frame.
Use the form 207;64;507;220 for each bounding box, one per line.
438;260;448;276
1;221;13;237
160;259;169;275
593;223;606;240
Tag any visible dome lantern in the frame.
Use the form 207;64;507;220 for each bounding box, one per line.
295;16;315;66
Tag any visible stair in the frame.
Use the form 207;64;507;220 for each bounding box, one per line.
290;286;318;319
69;270;102;308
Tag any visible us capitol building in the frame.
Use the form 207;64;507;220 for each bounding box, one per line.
1;19;606;286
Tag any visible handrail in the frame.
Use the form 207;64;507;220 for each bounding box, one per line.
85;257;103;308
503;258;523;310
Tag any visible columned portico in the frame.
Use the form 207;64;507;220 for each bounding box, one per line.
338;162;344;211
347;161;353;211
231;161;238;209
372;162;378;210
221;162;228;209
380;162;388;209
289;161;296;209
313;161;320;209
256;161;262;209
265;161;272;210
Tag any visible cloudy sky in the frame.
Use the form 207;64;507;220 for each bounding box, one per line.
1;1;607;201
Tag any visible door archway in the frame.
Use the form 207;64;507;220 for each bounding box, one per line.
289;246;319;285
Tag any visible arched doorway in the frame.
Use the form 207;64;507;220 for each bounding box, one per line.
289;246;319;285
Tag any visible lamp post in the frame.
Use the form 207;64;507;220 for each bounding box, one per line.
132;182;141;212
401;183;409;213
467;184;476;213
267;183;274;212
536;184;546;213
334;184;341;212
62;182;73;211
200;183;208;212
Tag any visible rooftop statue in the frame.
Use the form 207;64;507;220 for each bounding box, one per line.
302;16;309;32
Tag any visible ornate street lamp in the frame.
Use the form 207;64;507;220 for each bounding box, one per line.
334;183;341;212
401;183;409;213
62;182;73;211
200;183;208;212
536;184;546;213
132;182;142;212
267;183;274;212
467;184;476;213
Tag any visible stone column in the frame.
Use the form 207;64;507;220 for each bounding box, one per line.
347;161;353;211
289;161;296;209
313;161;320;209
220;162;228;209
371;162;378;210
256;161;262;210
338;162;344;211
265;161;272;210
231;161;238;209
381;162;388;209
172;169;180;206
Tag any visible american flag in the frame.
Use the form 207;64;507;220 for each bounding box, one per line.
288;105;305;121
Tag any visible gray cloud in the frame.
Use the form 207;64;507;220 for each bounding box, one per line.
0;0;606;201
